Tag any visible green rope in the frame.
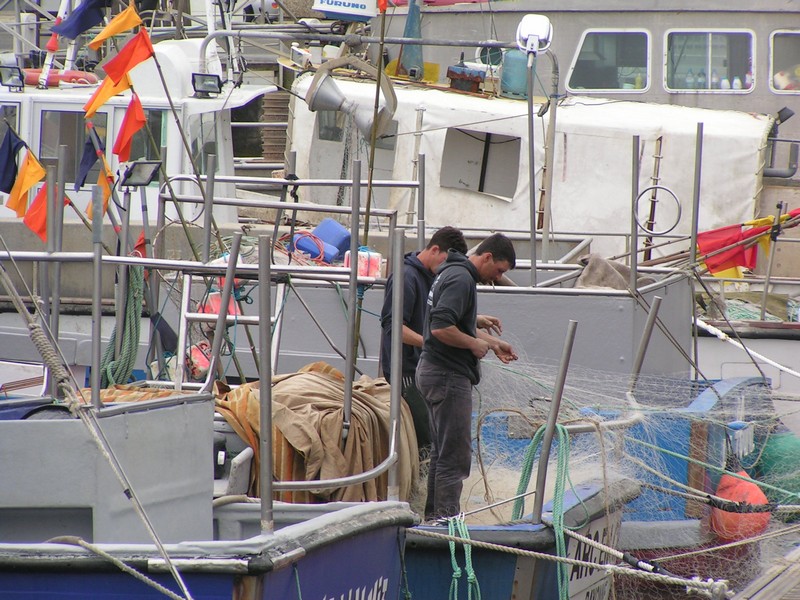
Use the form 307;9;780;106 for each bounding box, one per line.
100;265;144;388
511;424;572;600
292;563;303;600
447;518;464;600
455;516;481;600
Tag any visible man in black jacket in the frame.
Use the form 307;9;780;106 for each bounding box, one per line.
380;227;468;454
416;233;518;520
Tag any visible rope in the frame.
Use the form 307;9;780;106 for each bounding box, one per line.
407;528;732;599
511;423;572;600
100;265;144;388
45;536;189;600
444;516;481;600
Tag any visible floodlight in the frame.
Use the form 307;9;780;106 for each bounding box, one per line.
304;55;397;140
777;106;795;125
516;14;553;54
120;160;162;187
0;66;24;92
191;72;223;98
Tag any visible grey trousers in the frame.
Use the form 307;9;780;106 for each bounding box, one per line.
416;357;473;520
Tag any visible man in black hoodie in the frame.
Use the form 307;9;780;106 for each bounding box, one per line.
416;233;518;520
380;227;468;454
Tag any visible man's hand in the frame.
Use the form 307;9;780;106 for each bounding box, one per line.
471;337;490;359
477;314;502;336
491;339;518;364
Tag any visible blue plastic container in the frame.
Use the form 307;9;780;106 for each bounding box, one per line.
313;218;351;260
500;49;528;99
293;233;339;263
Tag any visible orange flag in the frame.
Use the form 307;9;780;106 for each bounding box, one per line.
112;93;146;161
23;184;70;243
6;150;45;217
102;28;154;84
86;157;114;217
84;73;131;118
89;4;143;50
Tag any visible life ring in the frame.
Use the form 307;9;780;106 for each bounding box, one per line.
22;68;99;87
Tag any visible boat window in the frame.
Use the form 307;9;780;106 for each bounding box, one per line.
0;105;19;136
439;128;519;200
39;111;108;186
126;110;165;163
770;31;800;93
665;30;754;92
188;112;217;175
567;30;649;92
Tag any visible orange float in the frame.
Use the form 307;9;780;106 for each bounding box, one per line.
710;470;771;543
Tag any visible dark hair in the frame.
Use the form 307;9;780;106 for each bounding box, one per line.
475;233;516;268
427;226;467;254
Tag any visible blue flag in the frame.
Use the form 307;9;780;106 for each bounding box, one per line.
0;127;26;194
52;0;107;40
75;134;103;191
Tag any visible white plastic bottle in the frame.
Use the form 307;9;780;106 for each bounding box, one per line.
685;68;695;89
732;75;743;89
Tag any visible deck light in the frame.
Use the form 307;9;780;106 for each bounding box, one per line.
304;55;397;141
516;14;553;55
120;160;162;188
0;66;24;92
191;72;223;98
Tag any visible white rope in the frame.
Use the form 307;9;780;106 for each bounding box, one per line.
694;318;800;380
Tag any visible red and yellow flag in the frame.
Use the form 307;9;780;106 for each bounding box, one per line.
84;74;131;118
112;93;146;162
6;150;45;217
102;28;154;84
89;4;143;50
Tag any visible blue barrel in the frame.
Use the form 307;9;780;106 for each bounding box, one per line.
500;49;528;99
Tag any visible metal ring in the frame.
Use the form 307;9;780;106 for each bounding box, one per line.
634;185;682;236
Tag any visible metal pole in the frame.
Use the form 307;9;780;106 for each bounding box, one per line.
258;235;274;533
416;153;425;252
531;319;577;524
91;185;104;409
387;229;405;501
630;296;662;393
630;136;640;291
114;188;132;359
540;51;559;263
759;202;785;321
203;232;242;391
342;160;361;443
689;123;704;379
527;51;538;286
203;154;216;263
42;165;55;395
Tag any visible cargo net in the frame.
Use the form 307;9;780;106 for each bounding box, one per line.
442;341;800;599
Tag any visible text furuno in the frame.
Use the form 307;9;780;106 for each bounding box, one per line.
323;576;388;600
316;0;368;9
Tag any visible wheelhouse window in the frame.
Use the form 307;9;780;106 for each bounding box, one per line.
39;110;108;187
188;111;217;175
127;110;165;164
439;128;519;200
665;30;754;92
567;30;649;91
0;105;19;137
771;31;800;93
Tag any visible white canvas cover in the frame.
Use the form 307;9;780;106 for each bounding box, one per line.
290;76;773;258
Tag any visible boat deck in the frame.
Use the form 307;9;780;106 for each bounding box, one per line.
734;545;800;599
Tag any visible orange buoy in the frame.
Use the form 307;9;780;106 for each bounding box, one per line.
22;69;99;87
710;470;771;543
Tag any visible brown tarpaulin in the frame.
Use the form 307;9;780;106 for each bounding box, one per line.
214;362;419;503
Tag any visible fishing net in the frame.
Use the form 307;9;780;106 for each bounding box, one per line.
440;336;800;599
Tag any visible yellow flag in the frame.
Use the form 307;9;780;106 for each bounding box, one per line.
6;150;45;217
88;4;143;51
83;74;131;118
85;156;114;217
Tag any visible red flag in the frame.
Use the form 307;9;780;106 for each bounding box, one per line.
697;223;770;275
134;230;147;257
102;29;154;84
378;0;387;11
112;93;146;161
22;184;70;243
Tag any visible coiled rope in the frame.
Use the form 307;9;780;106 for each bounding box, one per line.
100;265;144;388
512;423;573;600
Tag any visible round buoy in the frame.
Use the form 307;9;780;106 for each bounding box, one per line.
710;470;770;543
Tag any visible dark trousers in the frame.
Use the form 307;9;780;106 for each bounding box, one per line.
402;375;431;454
416;358;473;520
